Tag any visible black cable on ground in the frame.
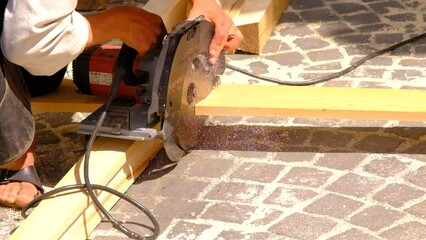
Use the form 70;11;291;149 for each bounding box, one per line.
226;32;426;86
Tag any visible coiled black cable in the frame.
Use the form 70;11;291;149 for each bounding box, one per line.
22;54;160;240
226;32;426;85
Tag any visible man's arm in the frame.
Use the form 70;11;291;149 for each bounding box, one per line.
1;0;89;76
2;1;165;76
188;0;243;65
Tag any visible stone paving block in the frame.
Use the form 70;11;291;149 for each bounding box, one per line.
133;176;210;200
323;79;353;87
279;25;314;37
269;213;337;240
200;203;256;223
307;49;344;62
300;8;340;23
334;34;372;45
353;134;405;153
344;44;377;55
374;33;404;44
326;173;383;198
272;129;310;146
152;199;207;219
316;22;355;37
279;167;332;187
186;157;235;178
402;141;426;154
363;156;408;178
392;70;423;81
386;13;417;22
405;166;426;188
368;1;405;14
204;182;263;204
352;56;393;66
250;208;284;227
216;231;272;240
348;205;405;231
315;153;366;171
261;39;282;54
279;12;303;24
400;59;426;68
228;150;269;159
263;187;318;208
344;13;382;26
330;2;368;14
230;163;285;183
379;221;426;240
328;228;380;240
293;37;330;50
265;52;305;67
310;130;354;148
304;193;364;219
404;200;426;218
357;23;390;32
305;62;342;71
290;0;324;10
275;152;317;163
91;235;128;240
372;183;424;208
165;221;211;240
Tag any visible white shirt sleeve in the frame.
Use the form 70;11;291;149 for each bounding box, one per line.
1;0;90;76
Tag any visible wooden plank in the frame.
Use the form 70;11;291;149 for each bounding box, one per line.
31;80;106;112
219;0;289;54
196;84;426;121
10;135;163;240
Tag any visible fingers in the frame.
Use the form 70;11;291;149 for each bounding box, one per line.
108;6;166;55
224;26;243;50
209;22;243;65
209;22;230;65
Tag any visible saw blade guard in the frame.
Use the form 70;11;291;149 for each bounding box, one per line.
156;18;224;161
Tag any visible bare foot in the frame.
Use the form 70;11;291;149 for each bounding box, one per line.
0;143;40;208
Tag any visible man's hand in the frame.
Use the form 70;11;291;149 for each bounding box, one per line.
188;0;243;65
85;6;167;56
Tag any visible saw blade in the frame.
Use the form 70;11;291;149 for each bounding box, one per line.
158;19;224;161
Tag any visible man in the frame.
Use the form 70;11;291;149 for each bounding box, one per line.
0;0;243;208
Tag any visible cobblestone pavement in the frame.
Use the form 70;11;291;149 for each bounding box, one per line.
2;0;426;239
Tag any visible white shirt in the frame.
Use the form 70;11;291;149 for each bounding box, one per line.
1;0;89;76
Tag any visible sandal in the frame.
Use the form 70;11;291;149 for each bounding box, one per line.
0;166;44;208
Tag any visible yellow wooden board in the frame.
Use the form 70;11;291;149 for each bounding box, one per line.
218;0;289;54
10;135;163;240
31;80;106;112
196;84;426;121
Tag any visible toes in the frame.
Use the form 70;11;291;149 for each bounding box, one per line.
0;182;38;207
14;182;39;207
0;182;20;205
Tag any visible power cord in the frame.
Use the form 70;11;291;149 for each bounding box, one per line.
20;31;426;239
226;32;426;85
22;45;159;240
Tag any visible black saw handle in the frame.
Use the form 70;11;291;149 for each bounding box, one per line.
113;43;141;86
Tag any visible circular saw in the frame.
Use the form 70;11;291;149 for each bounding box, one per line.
75;16;224;161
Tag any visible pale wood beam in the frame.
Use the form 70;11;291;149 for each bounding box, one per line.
196;84;426;121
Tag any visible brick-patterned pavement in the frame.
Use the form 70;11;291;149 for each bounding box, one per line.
2;0;426;239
